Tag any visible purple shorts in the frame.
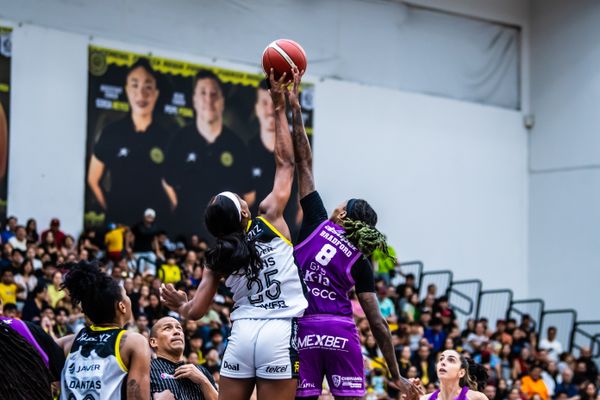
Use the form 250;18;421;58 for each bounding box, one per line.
296;314;365;398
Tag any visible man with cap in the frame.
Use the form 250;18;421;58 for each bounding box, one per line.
132;208;159;276
150;316;217;400
41;218;66;247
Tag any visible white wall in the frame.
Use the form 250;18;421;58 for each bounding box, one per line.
0;0;532;299
0;20;530;295
529;0;600;319
315;80;528;295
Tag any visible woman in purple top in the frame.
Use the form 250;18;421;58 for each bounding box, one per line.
418;350;489;400
287;68;421;400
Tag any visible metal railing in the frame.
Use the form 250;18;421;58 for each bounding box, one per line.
404;259;599;359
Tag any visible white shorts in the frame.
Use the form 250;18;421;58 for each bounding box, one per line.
220;318;299;380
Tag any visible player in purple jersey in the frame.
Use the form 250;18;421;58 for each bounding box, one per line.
416;350;489;400
286;69;422;400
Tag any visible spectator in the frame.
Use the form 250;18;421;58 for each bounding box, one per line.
22;284;49;322
157;256;182;285
41;218;66;248
46;271;65;308
578;347;599;383
514;347;535;380
538;327;563;363
396;273;417;301
104;223;127;263
26;247;43;271
8;225;27;253
14;258;38;304
484;384;498;400
0;268;23;305
132;208;159;276
25;218;38;244
521;365;549;400
555;368;578;398
579;382;599;400
424;317;447;353
40;231;59;263
149;317;217;400
398;345;413;377
52;307;73;338
466;321;489;353
412;344;437;386
1;215;17;243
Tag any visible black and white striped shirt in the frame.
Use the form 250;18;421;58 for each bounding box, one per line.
150;357;216;400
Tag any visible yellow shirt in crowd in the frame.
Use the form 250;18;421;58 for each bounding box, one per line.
0;282;18;304
105;227;126;253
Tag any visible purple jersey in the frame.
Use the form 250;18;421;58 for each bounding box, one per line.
294;220;362;317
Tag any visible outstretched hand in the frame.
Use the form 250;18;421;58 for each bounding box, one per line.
267;68;288;110
160;283;188;314
285;66;304;110
390;377;424;400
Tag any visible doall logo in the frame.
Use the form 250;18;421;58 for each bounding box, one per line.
223;361;240;371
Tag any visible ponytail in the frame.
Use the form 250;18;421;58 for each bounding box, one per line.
342;218;393;259
205;195;263;279
205;232;262;279
459;356;489;391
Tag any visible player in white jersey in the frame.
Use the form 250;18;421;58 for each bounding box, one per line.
162;70;307;400
56;261;151;399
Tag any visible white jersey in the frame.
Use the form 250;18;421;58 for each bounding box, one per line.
226;216;308;320
61;325;128;400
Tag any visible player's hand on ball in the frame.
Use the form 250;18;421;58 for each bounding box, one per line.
268;68;287;110
286;66;303;110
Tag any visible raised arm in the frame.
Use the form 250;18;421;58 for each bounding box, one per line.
286;68;315;198
258;70;295;236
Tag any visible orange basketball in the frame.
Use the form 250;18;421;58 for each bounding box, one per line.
262;39;307;82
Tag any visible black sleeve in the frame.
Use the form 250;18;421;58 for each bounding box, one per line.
93;125;113;164
296;190;328;243
351;256;376;294
25;321;66;381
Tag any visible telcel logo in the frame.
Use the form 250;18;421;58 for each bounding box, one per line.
266;365;288;373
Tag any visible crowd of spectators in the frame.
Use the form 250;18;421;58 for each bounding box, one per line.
0;211;599;400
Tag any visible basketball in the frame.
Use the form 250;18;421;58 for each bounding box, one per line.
262;39;307;81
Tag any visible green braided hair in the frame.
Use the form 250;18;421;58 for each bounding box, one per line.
341;198;395;260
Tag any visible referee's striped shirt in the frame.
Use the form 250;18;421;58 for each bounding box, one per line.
150;357;216;399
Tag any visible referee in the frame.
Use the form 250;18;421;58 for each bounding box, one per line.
149;317;217;400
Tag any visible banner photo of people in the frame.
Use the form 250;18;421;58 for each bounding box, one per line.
85;45;314;243
0;27;12;220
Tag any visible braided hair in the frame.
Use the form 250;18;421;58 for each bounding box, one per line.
342;198;394;259
61;260;124;325
0;323;52;400
205;195;262;279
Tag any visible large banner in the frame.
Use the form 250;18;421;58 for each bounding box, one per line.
85;45;314;241
0;27;11;220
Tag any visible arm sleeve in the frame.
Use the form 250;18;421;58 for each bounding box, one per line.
25;321;66;381
351;256;376;294
297;190;328;243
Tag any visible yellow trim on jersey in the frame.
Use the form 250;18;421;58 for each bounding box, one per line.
115;330;128;372
257;216;292;246
90;325;120;331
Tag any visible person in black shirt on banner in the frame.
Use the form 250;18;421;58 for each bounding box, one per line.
88;58;172;227
247;80;301;239
150;317;217;400
163;70;252;241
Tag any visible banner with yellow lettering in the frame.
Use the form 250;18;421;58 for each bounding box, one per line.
0;27;12;220
85;45;314;242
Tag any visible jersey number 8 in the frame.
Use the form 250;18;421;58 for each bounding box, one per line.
316;244;337;266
